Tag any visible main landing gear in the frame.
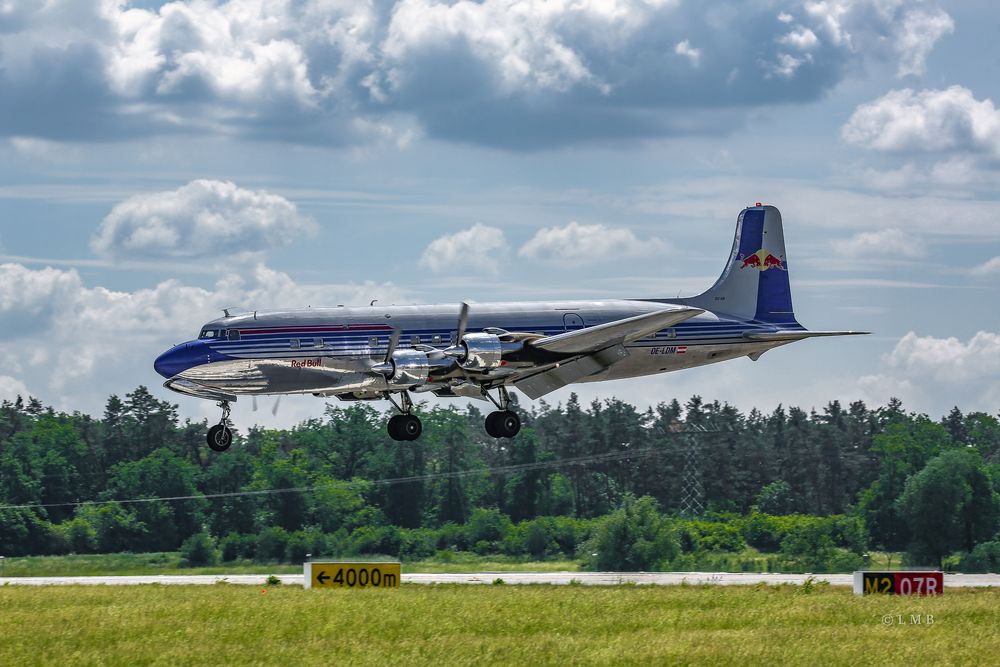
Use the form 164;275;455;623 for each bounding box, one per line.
386;391;422;442
483;386;520;439
207;401;234;452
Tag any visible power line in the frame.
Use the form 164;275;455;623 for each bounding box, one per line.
0;432;726;512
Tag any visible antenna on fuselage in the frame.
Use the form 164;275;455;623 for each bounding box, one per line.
370;299;378;306
223;308;231;317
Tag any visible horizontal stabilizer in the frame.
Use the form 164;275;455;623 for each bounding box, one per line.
743;330;870;342
530;307;703;355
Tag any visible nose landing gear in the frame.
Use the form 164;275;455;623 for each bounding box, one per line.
483;386;521;439
386;391;422;441
207;401;234;452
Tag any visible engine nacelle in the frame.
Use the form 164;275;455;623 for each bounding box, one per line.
384;348;439;386
456;333;503;370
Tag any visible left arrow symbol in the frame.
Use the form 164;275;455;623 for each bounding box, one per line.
316;570;330;585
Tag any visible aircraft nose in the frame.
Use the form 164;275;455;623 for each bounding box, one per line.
154;342;202;379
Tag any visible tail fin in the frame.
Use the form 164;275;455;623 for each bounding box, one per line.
685;204;800;325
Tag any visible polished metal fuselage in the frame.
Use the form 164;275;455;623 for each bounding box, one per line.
157;299;790;399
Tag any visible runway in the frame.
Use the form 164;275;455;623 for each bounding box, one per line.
2;572;998;587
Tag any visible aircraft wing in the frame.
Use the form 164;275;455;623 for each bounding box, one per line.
527;306;704;355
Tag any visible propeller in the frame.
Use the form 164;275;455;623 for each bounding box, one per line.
445;302;472;361
252;396;258;412
456;301;469;343
371;327;402;376
271;394;282;416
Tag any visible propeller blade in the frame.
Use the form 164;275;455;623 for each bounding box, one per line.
252;396;258;412
385;327;401;361
271;395;282;417
456;301;469;342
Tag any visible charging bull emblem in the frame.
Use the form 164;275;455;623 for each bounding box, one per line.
740;249;785;271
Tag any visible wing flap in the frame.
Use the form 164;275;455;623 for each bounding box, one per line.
514;345;629;399
529;307;704;355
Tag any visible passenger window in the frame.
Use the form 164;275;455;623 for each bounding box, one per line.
314;337;324;348
228;330;241;341
411;335;421;346
432;334;442;345
290;338;300;350
369;336;379;347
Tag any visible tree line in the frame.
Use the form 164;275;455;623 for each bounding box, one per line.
1;388;998;571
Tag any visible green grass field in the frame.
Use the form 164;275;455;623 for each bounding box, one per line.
1;584;996;666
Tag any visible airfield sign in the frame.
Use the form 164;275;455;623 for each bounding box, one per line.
304;561;400;589
853;571;943;596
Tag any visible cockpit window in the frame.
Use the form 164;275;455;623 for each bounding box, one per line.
199;330;217;339
228;330;241;341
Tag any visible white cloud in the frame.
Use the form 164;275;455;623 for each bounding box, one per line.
763;52;811;79
91;180;315;260
834;229;926;259
971;257;1000;277
895;8;953;78
0;0;956;149
779;26;819;51
842;86;1000;155
518;222;670;264
674;40;700;67
0;263;82;338
859;331;1000;413
0;375;32;402
418;224;510;275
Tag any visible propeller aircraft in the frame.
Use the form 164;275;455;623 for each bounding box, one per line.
154;204;866;451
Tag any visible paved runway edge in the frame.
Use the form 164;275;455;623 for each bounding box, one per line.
2;572;997;587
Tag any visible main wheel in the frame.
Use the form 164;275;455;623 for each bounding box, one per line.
399;414;422;441
207;424;233;452
485;411;501;438
387;414;405;441
496;410;521;438
486;410;520;438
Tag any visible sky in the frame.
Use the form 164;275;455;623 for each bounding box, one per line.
1;0;998;429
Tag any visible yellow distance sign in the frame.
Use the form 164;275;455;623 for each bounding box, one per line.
304;562;400;589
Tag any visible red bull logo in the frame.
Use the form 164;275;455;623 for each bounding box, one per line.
739;249;785;272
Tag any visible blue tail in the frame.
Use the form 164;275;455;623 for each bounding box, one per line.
685;205;801;326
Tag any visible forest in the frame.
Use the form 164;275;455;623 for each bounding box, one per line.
1;387;999;572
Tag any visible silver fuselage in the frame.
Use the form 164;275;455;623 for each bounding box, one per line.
154;299;791;399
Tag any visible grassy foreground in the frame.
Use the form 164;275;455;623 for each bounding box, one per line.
1;584;997;666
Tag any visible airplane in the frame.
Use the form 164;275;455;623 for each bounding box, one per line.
154;204;866;452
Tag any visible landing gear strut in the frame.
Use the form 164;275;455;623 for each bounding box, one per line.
386;391;422;441
483;386;520;439
207;401;234;452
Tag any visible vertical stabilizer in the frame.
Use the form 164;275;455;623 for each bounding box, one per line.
684;205;799;325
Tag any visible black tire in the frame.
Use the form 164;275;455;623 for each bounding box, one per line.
387;415;405;441
485;411;501;438
497;410;521;438
400;414;422;441
207;424;233;452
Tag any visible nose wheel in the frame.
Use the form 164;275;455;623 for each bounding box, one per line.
385;391;422;441
207;401;234;452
